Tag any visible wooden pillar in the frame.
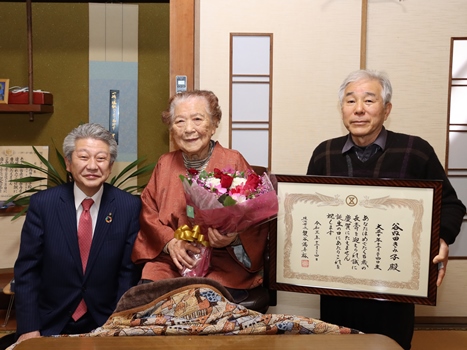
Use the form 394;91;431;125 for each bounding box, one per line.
169;0;194;95
169;0;194;150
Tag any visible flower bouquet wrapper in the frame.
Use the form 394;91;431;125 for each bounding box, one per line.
184;189;278;234
181;171;278;234
178;170;279;278
180;245;212;277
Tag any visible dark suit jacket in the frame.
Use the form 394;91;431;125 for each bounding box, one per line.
14;182;142;336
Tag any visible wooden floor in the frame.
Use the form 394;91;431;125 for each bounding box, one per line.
412;330;467;350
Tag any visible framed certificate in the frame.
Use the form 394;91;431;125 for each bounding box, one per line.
268;175;442;306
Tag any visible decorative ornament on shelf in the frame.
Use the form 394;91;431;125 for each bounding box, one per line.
0;79;10;104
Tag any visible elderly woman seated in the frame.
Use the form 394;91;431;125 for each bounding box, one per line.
131;90;269;305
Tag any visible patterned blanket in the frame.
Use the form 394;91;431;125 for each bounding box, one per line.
65;277;361;337
7;278;360;349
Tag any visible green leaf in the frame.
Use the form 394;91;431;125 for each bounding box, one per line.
10;197;32;206
7;158;63;186
32;146;67;185
11;207;28;221
198;170;208;179
2;186;45;209
9;176;48;183
0;163;31;169
179;174;192;185
110;159;155;188
54;144;72;182
222;195;237;207
111;158;142;183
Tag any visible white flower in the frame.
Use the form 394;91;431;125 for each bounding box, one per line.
231;177;247;188
230;193;247;203
205;177;221;188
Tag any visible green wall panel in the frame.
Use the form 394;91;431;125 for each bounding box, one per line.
0;2;169;185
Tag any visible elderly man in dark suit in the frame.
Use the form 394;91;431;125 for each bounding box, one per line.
12;123;141;343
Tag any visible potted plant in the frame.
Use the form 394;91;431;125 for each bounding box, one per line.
0;145;155;220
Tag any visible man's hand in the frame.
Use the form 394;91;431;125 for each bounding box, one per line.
433;238;449;287
17;331;41;343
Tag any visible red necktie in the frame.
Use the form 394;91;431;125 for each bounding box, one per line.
72;198;94;321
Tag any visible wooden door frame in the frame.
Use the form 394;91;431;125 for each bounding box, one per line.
169;0;194;150
170;0;194;94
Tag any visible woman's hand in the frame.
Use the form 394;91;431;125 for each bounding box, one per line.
207;228;238;248
166;238;201;270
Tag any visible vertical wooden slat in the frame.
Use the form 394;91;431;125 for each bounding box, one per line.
26;0;34;121
360;0;368;70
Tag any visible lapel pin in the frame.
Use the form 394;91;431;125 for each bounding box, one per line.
105;213;113;224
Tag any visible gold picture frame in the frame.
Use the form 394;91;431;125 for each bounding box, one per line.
0;79;10;104
269;174;442;306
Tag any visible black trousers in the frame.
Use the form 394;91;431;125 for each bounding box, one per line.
320;295;415;350
61;312;99;335
0;333;16;350
0;312;99;350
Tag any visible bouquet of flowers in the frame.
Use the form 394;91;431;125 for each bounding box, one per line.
177;167;278;277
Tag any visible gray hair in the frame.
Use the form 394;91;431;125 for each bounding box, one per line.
161;90;222;128
338;69;392;106
63;123;118;163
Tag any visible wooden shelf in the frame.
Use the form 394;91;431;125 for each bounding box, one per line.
0;104;53;113
0;0;54;121
0;205;26;216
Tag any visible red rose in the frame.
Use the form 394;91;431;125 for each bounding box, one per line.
244;173;261;193
220;173;234;189
213;168;223;179
187;168;199;175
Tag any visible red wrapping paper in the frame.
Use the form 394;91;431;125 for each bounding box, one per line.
178;170;278;277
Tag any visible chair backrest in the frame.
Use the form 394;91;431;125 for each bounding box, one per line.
250;165;277;307
234;165;276;313
251;165;268;175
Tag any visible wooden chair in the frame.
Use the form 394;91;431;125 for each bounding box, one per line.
2;280;14;327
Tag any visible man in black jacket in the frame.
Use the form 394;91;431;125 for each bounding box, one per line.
307;69;465;350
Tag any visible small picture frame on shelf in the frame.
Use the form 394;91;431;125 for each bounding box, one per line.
0;79;10;104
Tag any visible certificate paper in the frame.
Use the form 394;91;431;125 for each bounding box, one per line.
270;175;441;305
0;146;49;202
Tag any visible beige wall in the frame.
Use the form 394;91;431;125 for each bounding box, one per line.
197;0;467;174
0;217;25;269
196;0;467;319
268;259;467;319
197;0;361;174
